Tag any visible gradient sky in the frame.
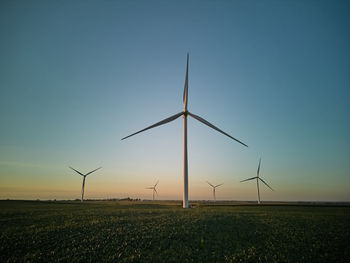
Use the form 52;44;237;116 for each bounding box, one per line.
1;0;349;201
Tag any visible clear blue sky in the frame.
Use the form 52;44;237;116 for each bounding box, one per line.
0;0;349;201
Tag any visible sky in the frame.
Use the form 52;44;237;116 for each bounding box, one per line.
0;0;349;201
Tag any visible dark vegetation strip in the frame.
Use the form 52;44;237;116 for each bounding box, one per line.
0;201;349;262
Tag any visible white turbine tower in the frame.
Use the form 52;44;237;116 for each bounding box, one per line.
146;180;159;201
206;181;223;201
69;166;102;202
240;158;273;204
122;53;248;208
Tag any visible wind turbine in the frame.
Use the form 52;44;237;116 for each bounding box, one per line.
69;166;102;202
240;158;273;204
146;180;159;201
206;181;223;201
122;53;248;208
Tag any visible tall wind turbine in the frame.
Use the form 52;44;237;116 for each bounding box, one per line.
69;166;102;202
146;180;159;200
206;181;223;201
122;53;248;208
240;158;273;204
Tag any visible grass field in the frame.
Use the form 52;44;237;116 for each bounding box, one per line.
1;200;349;262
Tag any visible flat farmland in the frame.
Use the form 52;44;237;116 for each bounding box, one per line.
0;200;349;262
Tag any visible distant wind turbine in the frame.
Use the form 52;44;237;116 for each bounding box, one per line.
122;53;248;208
69;166;102;202
240;158;273;204
206;181;223;201
146;180;159;201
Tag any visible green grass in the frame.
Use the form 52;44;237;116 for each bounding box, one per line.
0;200;349;262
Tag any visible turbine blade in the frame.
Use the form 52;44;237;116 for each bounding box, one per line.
183;53;189;109
69;166;84;176
257;158;261;177
146;187;154;189
240;177;257;183
85;167;102;176
121;112;184;140
154;180;159;187
188;112;248;147
206;181;214;187
215;183;224;188
259;178;274;191
154;188;158;195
